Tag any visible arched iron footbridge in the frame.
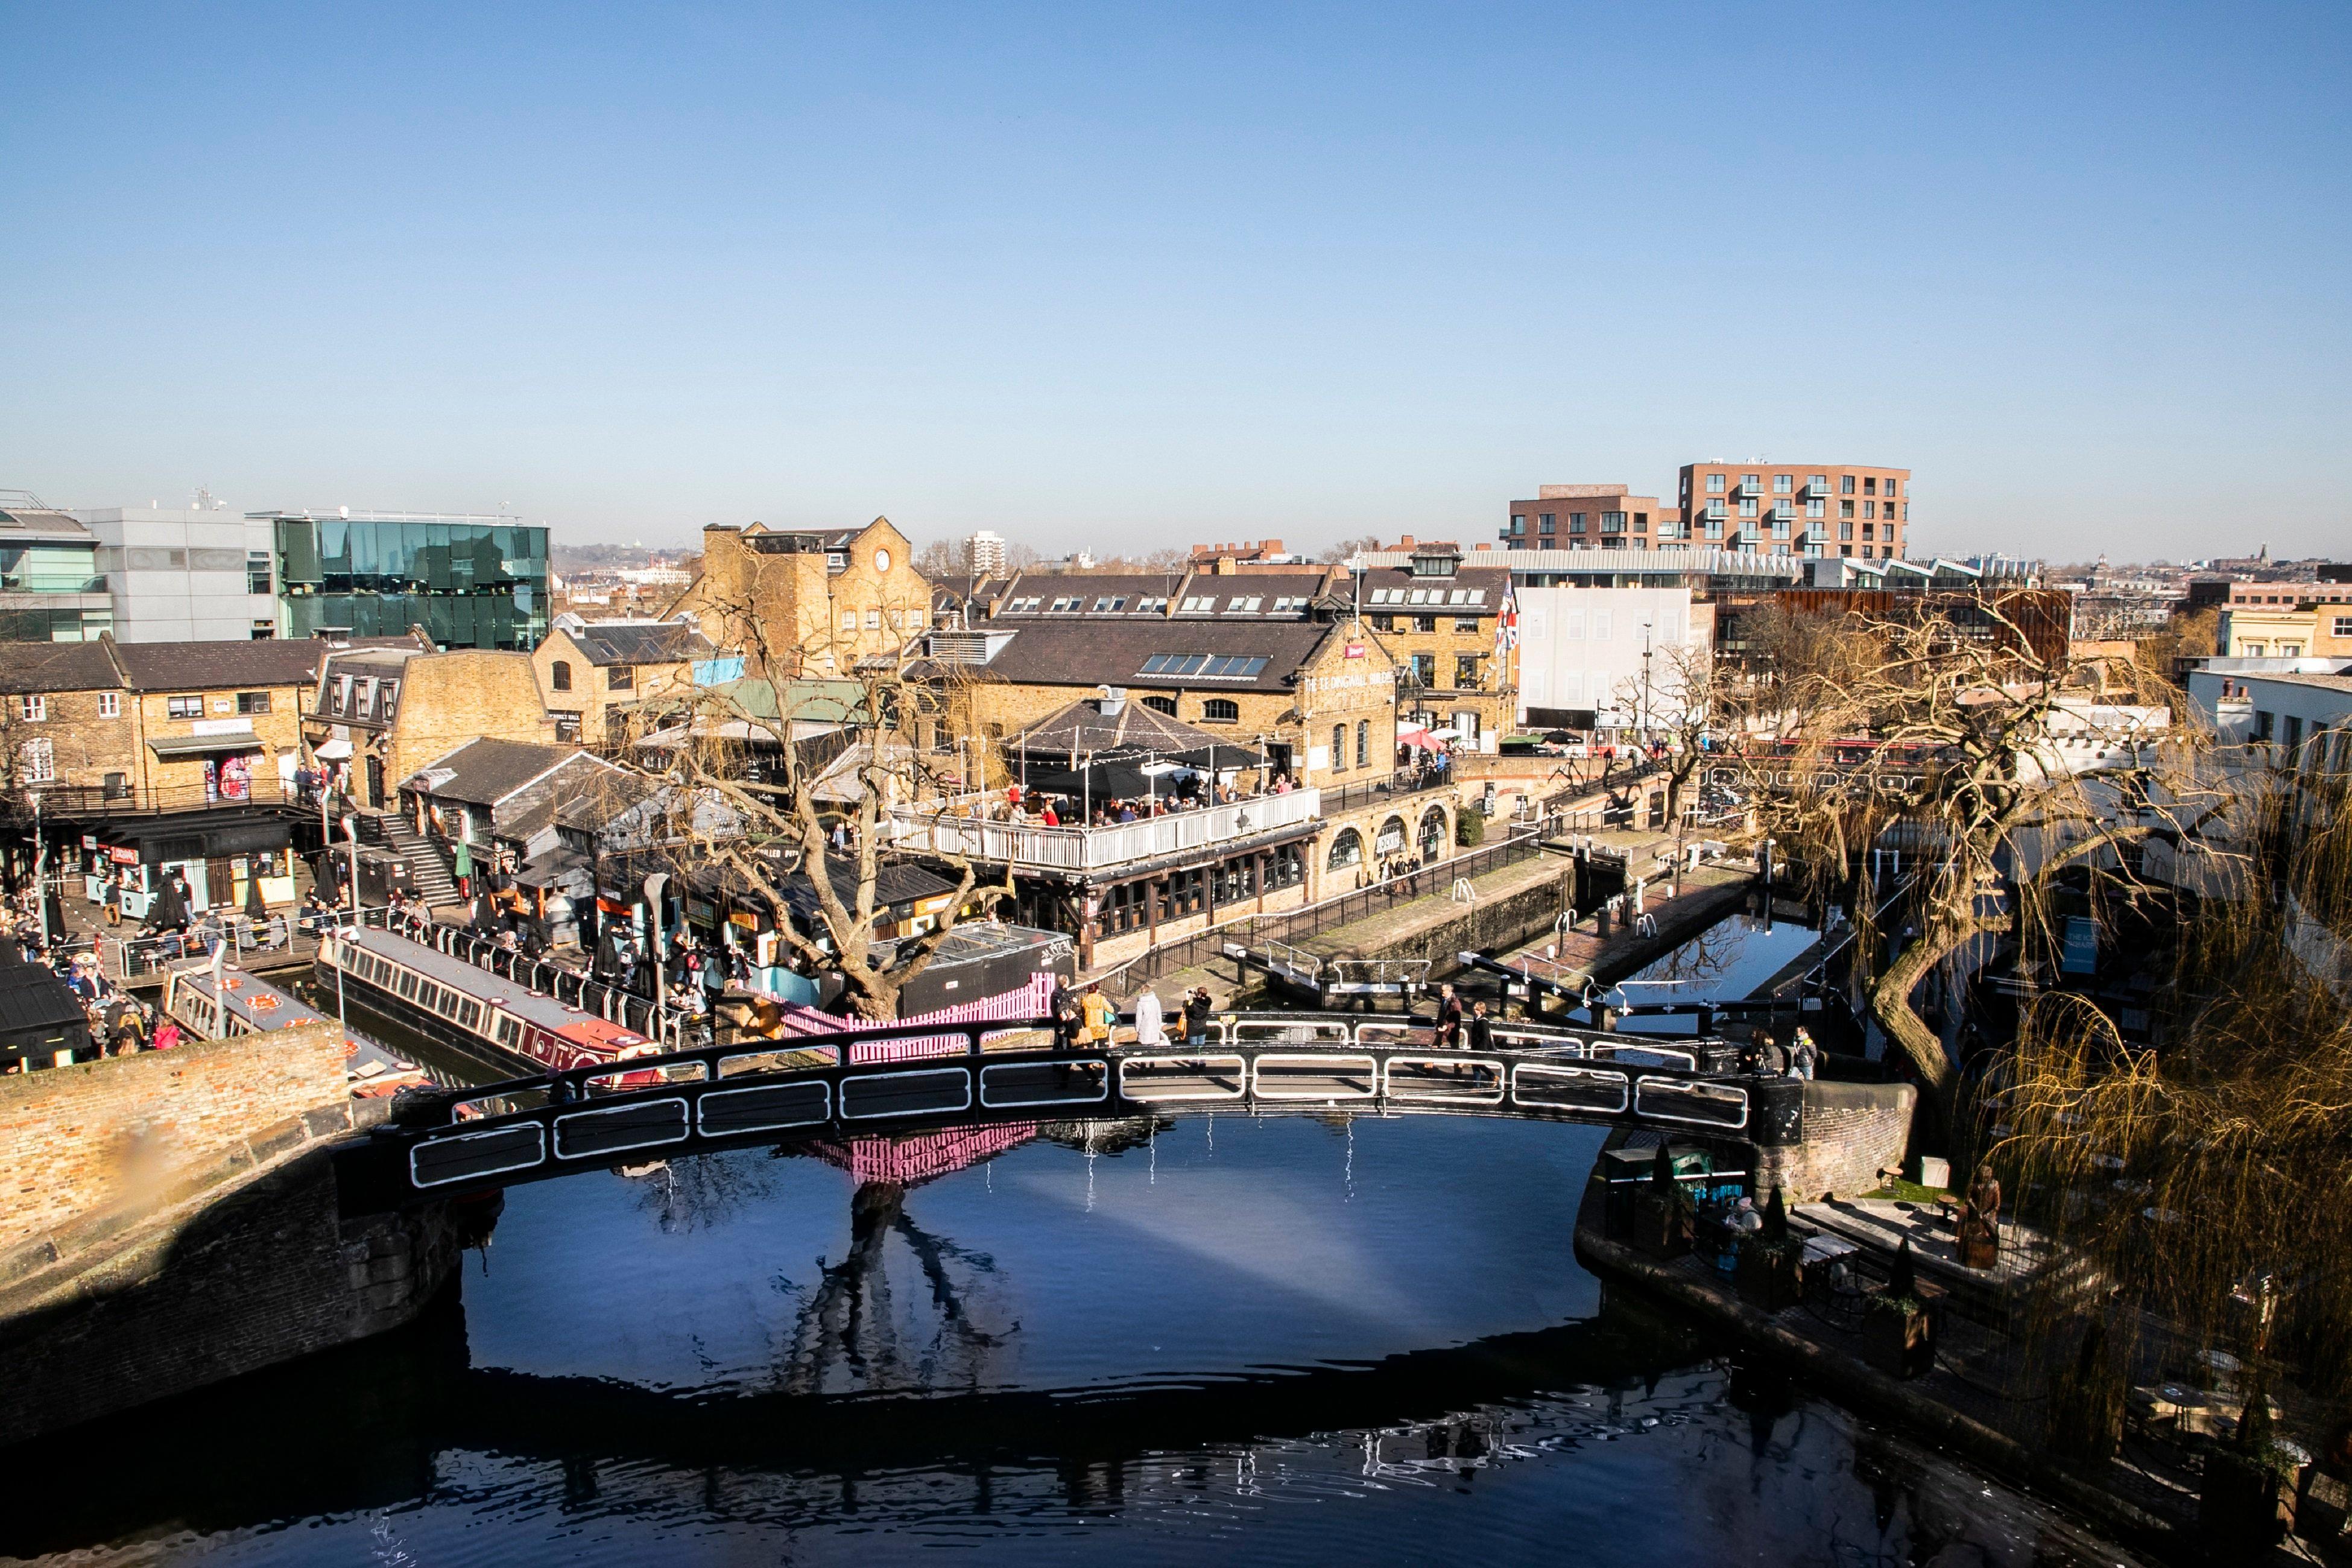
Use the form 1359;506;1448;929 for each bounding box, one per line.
330;1012;1805;1217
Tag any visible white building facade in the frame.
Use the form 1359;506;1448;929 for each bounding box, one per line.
1513;586;1711;734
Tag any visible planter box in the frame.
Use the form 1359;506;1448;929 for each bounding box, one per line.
1862;1302;1936;1380
1734;1245;1803;1312
1633;1191;1692;1260
2202;1449;2286;1550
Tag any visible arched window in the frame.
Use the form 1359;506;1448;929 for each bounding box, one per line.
1201;698;1239;724
1418;805;1447;859
551;660;572;692
1326;827;1364;870
1374;815;1406;855
1142;694;1178;716
1355;719;1369;768
1330;724;1345;770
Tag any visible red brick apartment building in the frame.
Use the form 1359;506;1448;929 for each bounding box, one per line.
1676;462;1911;558
1502;484;1667;549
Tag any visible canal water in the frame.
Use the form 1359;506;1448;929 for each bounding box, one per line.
13;1107;2139;1564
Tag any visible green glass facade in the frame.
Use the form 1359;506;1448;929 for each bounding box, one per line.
0;540;113;641
274;518;548;650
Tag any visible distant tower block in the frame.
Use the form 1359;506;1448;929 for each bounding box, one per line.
966;530;1008;577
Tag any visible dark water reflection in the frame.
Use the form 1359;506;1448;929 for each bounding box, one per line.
9;1117;2137;1567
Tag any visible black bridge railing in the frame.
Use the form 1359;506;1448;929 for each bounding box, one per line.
334;1011;1804;1216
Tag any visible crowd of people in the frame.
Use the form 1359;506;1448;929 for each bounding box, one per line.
965;772;1297;831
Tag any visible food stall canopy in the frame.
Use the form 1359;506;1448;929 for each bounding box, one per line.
1166;743;1267;772
312;738;353;760
1017;762;1155;801
1396;727;1442;752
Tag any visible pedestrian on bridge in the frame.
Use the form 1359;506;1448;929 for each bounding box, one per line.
1132;985;1166;1046
1434;983;1463;1049
1465;999;1493;1054
1182;987;1213;1048
1080;982;1116;1045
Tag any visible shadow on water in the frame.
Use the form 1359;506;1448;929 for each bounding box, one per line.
0;1272;1716;1560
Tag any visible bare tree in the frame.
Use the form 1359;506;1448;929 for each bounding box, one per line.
639;577;1012;1020
1734;596;2217;1143
1323;534;1388;564
1607;642;1724;822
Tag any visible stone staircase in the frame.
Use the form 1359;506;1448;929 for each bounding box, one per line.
361;815;461;907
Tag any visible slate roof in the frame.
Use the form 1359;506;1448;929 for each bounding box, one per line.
1356;562;1512;615
403;738;600;807
1170;572;1336;616
993;572;1191;616
941;618;1338;694
779;854;957;919
0;642;120;694
561;620;716;666
110;638;346;691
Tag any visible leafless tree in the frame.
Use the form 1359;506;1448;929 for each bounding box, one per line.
1733;596;2219;1143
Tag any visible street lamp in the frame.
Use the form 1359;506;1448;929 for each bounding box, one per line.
644;871;669;1044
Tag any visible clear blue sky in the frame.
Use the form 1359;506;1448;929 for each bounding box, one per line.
4;3;2346;560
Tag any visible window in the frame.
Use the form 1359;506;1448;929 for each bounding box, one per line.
1370;614;1393;632
1600;511;1626;534
1862;501;1877;519
166;695;201;719
1455;654;1481;688
1841;475;1857;494
1634;513;1647;533
1839;499;1856;519
96;692;120;719
1772;518;1791;539
1706;517;1724;539
1224;596;1263;613
553;712;581;743
1139;653;1269;678
2333;616;2352;637
247;551;273;594
1863;477;1877;495
841;611;857;630
1809;473;1829;493
1739;498;1758;518
1563;514;1579;534
1772;473;1792;494
1179;596;1215;613
1862;523;1875;540
1539;513;1555;531
1142;695;1178;716
1331;724;1346;769
1886;478;1900;496
1414;616;1437;633
607;665;634;691
1454;616;1480;633
102;771;128;798
1327;827;1364;870
19;739;54;782
1510;514;1526;534
865;610;881;630
1093;596;1127;612
236;691;270;714
1356;720;1370;768
1706;500;1725;519
1137;596;1168;613
1705;472;1725;493
1806;499;1825;519
18;695;45;722
1740;473;1761;493
1200;698;1239;724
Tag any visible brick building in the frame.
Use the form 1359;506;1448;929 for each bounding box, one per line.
668;518;935;675
2221;601;2352;660
1676;462;1911;559
304;645;555;809
531;613;724;749
1503;484;1668;551
1350;538;1516;750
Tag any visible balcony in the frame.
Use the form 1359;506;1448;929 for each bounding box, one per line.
6;774;295;820
887;786;1323;875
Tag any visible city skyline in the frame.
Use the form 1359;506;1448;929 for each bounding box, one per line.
5;4;2347;558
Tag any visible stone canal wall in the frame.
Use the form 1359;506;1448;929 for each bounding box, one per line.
1754;1080;1916;1202
0;1021;469;1446
0;1022;352;1250
0;1140;467;1446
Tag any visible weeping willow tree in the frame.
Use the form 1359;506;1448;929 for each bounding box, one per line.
1997;727;2352;1441
1728;593;2214;1147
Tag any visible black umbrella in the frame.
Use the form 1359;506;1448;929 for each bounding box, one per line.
1543;730;1573;744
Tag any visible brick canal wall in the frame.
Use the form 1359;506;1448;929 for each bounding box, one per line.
1754;1080;1917;1203
0;1023;351;1250
0;1022;469;1446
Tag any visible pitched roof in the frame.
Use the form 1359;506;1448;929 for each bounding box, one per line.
403;737;602;806
0;642;119;694
1356;562;1511;613
1010;695;1239;757
560;619;717;666
109;638;343;691
941;618;1338;694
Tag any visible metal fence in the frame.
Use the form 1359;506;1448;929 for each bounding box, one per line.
352;907;710;1049
102;914;303;981
1095;829;1554;994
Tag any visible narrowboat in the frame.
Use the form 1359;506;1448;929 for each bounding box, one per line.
315;925;658;1078
162;959;432;1098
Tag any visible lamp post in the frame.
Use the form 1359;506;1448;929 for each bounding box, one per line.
28;791;45;952
343;814;362;923
644;871;669;1044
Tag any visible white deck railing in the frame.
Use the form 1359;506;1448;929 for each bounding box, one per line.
887;787;1322;874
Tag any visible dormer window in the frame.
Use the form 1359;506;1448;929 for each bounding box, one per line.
1409;551;1459;577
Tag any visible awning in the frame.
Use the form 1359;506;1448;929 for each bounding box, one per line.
1396;727;1442;752
313;738;353;760
97;814;294;863
147;732;267;759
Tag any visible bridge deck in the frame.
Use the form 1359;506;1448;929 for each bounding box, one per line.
331;1013;1803;1216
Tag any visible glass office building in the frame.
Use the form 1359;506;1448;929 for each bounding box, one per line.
0;493;115;641
257;511;549;650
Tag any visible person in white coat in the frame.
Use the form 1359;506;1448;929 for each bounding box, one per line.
1131;985;1166;1046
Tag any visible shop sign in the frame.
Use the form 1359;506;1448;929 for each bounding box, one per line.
107;846;141;865
686;898;718;925
1344;642;1365;659
80;835;96;850
727;909;761;931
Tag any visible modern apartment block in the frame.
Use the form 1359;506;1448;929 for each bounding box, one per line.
1676;462;1910;559
966;530;1008;577
1503;485;1666;551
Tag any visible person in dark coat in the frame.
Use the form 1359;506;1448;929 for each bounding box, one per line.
1434;983;1464;1049
149;870;190;934
1181;987;1215;1048
1049;979;1082;1049
1465;999;1494;1054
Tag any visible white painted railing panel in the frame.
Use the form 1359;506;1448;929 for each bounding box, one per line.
887;787;1321;872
